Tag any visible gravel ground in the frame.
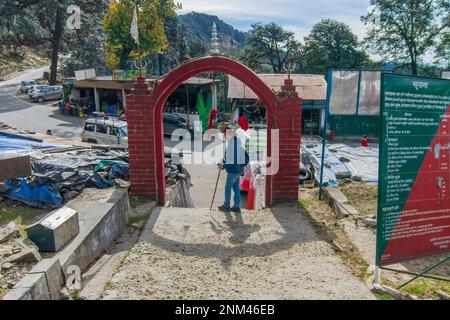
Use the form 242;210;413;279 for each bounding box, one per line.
102;206;375;300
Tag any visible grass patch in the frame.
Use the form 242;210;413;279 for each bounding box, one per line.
374;293;395;300
129;214;150;225
340;181;378;217
0;288;5;300
0;202;48;226
130;214;152;231
104;281;113;290
69;290;83;300
400;279;450;299
129;196;153;209
382;277;450;300
297;198;317;208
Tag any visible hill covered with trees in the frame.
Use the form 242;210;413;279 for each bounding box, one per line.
178;12;247;54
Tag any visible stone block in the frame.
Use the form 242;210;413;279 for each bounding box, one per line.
0;222;19;244
325;187;349;205
6;247;41;263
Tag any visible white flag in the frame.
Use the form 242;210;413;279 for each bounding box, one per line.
130;7;139;45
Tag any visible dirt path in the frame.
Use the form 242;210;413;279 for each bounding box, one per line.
101;206;375;300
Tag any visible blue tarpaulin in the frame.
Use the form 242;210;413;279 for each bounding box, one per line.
0;133;66;154
1;179;63;208
0;134;129;208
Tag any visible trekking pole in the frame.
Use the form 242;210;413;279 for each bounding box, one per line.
210;167;222;211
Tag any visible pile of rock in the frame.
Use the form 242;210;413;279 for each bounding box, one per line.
0;222;41;293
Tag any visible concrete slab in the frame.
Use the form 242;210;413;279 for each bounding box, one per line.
29;258;64;300
11;273;50;300
58;188;130;275
4;188;130;300
2;287;32;300
184;163;248;209
104;206;375;300
325;187;349;204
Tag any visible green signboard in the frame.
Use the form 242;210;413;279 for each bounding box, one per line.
377;73;450;266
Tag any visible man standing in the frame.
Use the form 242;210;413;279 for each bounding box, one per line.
218;126;250;213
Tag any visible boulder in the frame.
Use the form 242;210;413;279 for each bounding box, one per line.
0;246;13;258
360;217;377;227
5;247;41;264
1;262;13;270
0;222;20;244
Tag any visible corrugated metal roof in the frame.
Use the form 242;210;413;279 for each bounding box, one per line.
64;76;214;85
228;74;327;100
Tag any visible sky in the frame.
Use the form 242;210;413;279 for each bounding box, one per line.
179;0;439;63
179;0;372;41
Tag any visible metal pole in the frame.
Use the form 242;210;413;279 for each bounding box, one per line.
210;168;222;211
319;69;332;200
185;81;190;126
135;2;143;78
380;266;450;283
374;265;381;285
355;70;362;116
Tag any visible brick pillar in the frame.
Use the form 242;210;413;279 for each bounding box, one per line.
271;79;303;202
126;77;158;199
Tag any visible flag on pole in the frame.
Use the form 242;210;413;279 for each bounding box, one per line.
130;6;139;45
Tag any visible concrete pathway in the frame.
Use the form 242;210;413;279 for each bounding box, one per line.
184;163;248;209
102;206;375;300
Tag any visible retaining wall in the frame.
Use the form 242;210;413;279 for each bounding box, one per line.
3;188;130;300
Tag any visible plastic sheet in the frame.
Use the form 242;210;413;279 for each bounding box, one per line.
329;71;359;115
301;142;379;186
302;144;351;186
1;148;130;208
358;71;381;115
0;134;66;155
2;179;63;208
328;144;378;184
329;70;381;116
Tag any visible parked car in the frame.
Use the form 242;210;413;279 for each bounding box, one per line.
81;117;128;146
163;112;193;136
28;85;49;98
19;80;36;93
30;86;63;103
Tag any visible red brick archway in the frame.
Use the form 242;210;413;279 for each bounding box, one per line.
127;56;302;206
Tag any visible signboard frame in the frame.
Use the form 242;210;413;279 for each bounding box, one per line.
442;70;450;80
377;73;450;270
75;68;96;81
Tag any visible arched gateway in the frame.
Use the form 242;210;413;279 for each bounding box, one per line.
126;56;303;206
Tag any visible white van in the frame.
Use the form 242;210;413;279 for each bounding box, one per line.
81;117;128;146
